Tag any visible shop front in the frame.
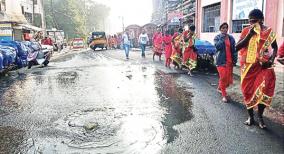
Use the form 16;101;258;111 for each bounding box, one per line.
195;0;284;44
0;12;43;41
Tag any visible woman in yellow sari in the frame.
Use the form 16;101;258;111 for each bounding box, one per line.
171;28;184;69
236;9;278;129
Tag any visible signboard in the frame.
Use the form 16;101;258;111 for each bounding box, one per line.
0;29;12;36
0;23;13;41
232;0;264;20
0;23;12;36
168;11;183;23
72;38;84;49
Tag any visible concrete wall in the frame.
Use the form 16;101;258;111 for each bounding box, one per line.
5;0;43;16
201;0;220;7
5;0;22;14
5;0;45;28
276;0;284;43
20;0;44;14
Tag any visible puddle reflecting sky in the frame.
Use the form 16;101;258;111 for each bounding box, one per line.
0;51;194;153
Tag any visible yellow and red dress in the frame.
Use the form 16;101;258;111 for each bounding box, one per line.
171;32;183;65
183;32;197;70
239;26;277;109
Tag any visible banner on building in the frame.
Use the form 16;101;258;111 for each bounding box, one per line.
0;23;12;36
0;23;13;41
232;0;264;20
168;11;183;23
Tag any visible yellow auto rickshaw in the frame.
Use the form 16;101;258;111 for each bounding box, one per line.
89;32;108;51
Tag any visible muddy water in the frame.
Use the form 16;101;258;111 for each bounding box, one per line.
0;51;194;153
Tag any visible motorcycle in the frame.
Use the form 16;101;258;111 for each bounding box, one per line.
27;42;51;69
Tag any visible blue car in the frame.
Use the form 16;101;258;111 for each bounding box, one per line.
0;41;29;67
0;52;3;71
194;39;217;68
0;46;17;68
195;39;216;55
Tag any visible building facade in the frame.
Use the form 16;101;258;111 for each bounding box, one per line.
0;0;45;41
152;0;196;31
195;0;284;44
5;0;45;28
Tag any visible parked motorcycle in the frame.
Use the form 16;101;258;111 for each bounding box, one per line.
27;42;51;69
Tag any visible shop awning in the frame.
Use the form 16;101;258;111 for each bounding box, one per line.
13;24;43;31
0;12;27;24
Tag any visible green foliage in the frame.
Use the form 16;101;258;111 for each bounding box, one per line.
34;13;42;28
43;0;110;39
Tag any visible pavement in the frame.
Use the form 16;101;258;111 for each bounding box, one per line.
228;64;284;124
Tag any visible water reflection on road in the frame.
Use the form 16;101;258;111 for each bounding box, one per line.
0;51;194;153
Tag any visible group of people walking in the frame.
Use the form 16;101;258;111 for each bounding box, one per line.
120;9;283;129
151;25;198;76
121;25;198;77
107;34;122;50
215;9;283;129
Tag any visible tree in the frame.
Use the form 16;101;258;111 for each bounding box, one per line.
43;0;110;38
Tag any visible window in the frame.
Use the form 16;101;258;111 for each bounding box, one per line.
0;0;4;12
231;0;264;33
21;6;24;14
283;8;284;36
202;3;220;33
282;18;284;37
33;0;37;5
232;19;249;33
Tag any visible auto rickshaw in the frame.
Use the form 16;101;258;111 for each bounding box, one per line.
89;32;108;51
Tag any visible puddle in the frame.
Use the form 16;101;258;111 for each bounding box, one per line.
154;71;194;142
0;51;195;153
56;71;79;87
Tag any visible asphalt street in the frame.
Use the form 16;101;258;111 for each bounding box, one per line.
0;49;283;154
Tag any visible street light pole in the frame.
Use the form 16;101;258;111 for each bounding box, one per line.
122;16;124;32
118;16;125;32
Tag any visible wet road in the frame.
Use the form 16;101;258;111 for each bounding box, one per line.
0;49;283;154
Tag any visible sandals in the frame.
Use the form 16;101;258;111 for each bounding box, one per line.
244;117;255;126
222;97;228;103
258;118;267;129
244;117;267;129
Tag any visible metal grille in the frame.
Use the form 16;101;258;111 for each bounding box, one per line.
232;19;249;33
202;3;221;33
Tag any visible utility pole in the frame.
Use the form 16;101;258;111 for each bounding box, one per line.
84;0;87;35
41;0;46;29
50;0;58;29
32;0;35;25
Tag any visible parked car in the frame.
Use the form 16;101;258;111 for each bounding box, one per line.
0;52;3;71
0;46;17;68
0;41;29;68
194;39;216;69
